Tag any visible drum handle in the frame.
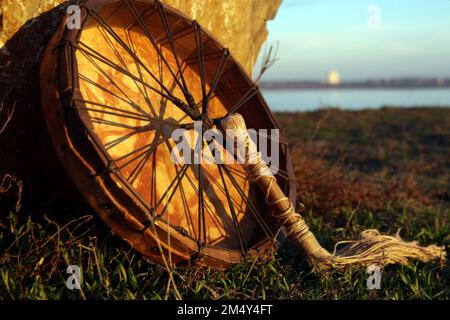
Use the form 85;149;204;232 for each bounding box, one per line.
220;114;445;268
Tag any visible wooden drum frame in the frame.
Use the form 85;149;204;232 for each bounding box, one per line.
40;0;296;268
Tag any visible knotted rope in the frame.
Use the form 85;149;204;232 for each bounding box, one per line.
220;113;446;268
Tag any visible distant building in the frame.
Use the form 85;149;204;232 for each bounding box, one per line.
326;70;341;85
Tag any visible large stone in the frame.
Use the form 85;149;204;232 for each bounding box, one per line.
0;0;281;204
0;0;66;46
164;0;282;75
0;0;281;75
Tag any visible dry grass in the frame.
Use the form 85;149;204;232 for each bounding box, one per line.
0;107;449;299
0;98;14;135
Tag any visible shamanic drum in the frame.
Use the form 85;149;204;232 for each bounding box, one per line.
40;0;296;268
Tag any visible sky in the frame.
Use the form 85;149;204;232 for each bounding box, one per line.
256;0;450;81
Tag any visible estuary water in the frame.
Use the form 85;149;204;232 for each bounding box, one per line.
261;88;450;111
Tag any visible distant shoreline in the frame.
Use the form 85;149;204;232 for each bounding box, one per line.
272;106;450;113
261;86;450;91
260;79;450;90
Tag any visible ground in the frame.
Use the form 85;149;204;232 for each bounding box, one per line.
0;107;449;300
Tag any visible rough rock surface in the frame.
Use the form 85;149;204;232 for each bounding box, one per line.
0;0;281;74
0;0;281;206
164;0;282;75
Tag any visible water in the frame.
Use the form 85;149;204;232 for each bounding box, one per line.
261;88;450;111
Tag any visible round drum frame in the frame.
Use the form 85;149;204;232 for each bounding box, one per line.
40;0;296;268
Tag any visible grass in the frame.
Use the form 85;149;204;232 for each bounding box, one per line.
0;107;449;300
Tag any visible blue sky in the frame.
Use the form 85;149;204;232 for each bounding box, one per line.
256;0;450;81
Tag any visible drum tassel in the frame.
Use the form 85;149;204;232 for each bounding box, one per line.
220;113;446;268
